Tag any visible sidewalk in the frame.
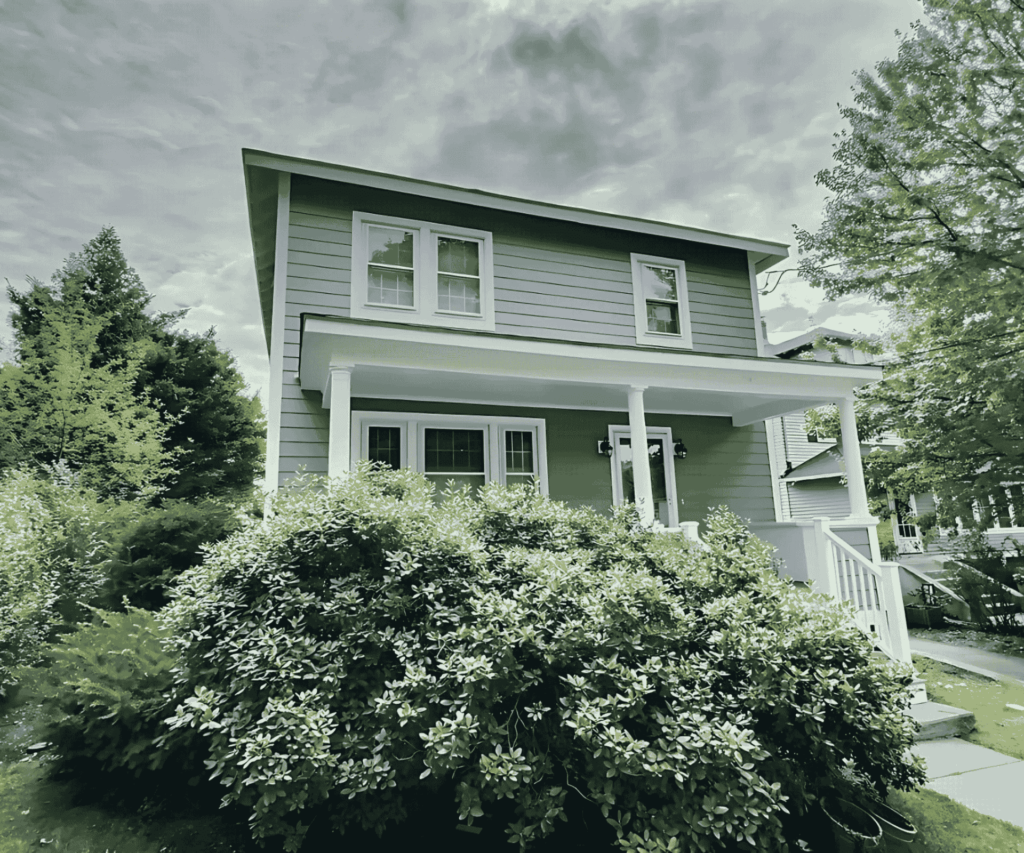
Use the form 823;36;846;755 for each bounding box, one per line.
908;635;1024;830
909;635;1024;684
913;738;1024;830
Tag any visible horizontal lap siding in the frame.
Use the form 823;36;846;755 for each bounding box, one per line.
786;479;851;520
345;399;775;527
281;175;760;354
272;176;764;483
278;381;329;485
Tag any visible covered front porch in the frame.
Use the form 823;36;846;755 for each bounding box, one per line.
291;316;913;677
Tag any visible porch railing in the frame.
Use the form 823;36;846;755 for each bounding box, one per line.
748;518;912;666
817;523;912;665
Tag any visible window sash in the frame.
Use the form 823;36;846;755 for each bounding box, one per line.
354;413;545;493
352;212;494;331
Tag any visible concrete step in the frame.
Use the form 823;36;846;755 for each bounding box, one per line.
907;701;976;741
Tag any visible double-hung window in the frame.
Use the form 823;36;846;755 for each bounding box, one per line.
351;212;495;331
630;253;692;348
355;412;547;496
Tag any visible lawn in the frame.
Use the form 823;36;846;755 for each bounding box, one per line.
913;653;1024;760
0;693;251;853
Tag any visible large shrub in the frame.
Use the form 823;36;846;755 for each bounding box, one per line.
161;467;924;852
99;498;247;610
22;607;189;777
0;465;114;697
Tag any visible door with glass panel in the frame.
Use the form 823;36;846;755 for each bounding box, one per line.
892;495;923;553
608;426;679;527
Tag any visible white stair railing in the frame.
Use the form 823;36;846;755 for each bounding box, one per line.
815;520;911;665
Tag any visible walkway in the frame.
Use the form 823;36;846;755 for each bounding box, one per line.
909;636;1024;684
908;635;1024;831
913;738;1024;830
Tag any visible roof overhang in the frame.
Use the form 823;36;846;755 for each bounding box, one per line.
299;316;882;426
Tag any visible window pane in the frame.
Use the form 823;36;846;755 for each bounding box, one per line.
646;302;679;335
993;490;1012;528
640;264;677;301
1009;484;1024;525
438;274;481;314
505;430;534;475
438;238;479;276
368;268;414;306
424;428;485;473
369;227;414;268
368;426;402;469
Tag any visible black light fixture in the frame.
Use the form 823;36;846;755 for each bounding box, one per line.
597;438;613;457
673;440;688;459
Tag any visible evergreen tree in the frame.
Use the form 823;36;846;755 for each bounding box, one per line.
3;227;265;500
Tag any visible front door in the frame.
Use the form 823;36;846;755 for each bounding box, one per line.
892;495;923;553
609;426;679;527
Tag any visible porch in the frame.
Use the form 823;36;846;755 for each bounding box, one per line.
287;316;915;686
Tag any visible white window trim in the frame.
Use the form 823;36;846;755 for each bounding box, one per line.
351;410;548;494
351;211;495;331
630;253;692;349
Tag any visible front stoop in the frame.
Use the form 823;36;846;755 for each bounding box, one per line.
907;701;976;741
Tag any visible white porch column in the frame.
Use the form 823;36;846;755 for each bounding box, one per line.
325;364;353;481
627;385;655;526
838;396;870;518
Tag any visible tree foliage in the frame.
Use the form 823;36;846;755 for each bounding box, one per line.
795;0;1024;528
0;304;176;498
3;227;265;500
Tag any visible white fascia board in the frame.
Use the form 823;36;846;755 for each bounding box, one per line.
243;149;790;270
299;318;881;416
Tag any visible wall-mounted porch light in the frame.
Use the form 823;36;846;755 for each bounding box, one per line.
597;438;613;457
673;440;688;459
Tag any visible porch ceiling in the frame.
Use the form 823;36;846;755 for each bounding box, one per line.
299;316;883;426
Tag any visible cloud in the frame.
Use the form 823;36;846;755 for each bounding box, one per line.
0;0;923;405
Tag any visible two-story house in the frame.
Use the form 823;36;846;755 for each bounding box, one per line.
243;149;916;687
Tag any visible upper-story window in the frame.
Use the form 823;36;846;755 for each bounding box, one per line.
351;212;495;331
630;253;692;348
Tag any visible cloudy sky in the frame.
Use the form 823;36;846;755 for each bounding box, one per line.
0;0;925;403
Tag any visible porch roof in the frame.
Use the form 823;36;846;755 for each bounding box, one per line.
299;316;883;427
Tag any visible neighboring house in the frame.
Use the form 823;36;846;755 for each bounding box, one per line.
765;328;1023;622
242;149;917;690
766;328;1024;558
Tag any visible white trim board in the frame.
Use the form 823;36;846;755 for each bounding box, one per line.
243;148;789;271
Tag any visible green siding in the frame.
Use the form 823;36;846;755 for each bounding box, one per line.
283;174;759;355
273;174;766;487
273;398;776;527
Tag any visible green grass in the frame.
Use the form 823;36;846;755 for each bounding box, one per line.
0;694;251;853
889;788;1024;852
913;653;1024;760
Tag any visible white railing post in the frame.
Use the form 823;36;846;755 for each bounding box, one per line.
679;521;700;543
879;561;912;664
811;517;839;599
